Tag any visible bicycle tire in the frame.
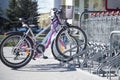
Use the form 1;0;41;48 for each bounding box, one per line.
51;40;63;61
0;33;34;69
51;40;72;62
55;26;87;61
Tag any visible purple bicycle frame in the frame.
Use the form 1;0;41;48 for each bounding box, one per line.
35;14;64;49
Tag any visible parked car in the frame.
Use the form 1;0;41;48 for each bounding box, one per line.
17;27;43;34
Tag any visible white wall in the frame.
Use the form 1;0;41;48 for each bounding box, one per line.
38;0;54;13
66;0;73;5
53;0;61;8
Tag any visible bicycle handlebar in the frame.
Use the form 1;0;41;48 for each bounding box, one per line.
19;8;63;27
52;8;62;14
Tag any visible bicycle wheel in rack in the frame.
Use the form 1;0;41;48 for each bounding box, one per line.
0;33;34;69
51;39;74;62
51;40;65;61
55;26;87;61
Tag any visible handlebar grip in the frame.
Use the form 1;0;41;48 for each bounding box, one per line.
53;8;57;11
52;8;62;14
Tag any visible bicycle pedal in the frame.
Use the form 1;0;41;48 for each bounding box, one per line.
33;58;36;60
43;56;48;59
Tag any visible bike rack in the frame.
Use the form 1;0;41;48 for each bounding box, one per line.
75;10;120;80
48;9;120;80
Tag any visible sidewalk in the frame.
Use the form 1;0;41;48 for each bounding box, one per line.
0;47;108;80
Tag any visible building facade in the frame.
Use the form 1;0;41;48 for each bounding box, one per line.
73;0;105;26
54;0;105;26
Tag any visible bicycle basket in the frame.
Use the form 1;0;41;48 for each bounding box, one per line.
60;5;74;19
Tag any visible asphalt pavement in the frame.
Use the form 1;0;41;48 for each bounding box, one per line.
0;46;108;80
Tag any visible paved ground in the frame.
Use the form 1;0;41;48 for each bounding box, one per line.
0;47;108;80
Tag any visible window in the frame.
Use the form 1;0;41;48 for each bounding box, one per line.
84;14;88;19
75;0;79;7
92;0;105;11
84;0;89;8
74;14;79;20
62;0;66;5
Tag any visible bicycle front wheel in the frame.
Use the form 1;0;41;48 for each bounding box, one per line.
55;26;87;60
0;33;34;69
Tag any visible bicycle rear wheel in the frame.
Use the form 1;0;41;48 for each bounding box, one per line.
0;33;34;69
55;26;87;61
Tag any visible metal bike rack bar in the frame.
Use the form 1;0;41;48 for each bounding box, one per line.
77;10;120;80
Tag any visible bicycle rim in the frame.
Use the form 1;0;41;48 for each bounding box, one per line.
55;26;87;59
0;34;33;68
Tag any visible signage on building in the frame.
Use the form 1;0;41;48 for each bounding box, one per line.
105;0;120;11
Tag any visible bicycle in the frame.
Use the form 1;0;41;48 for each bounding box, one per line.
0;8;87;69
51;24;87;62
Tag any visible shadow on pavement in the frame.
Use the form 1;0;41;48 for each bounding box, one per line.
16;63;76;72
